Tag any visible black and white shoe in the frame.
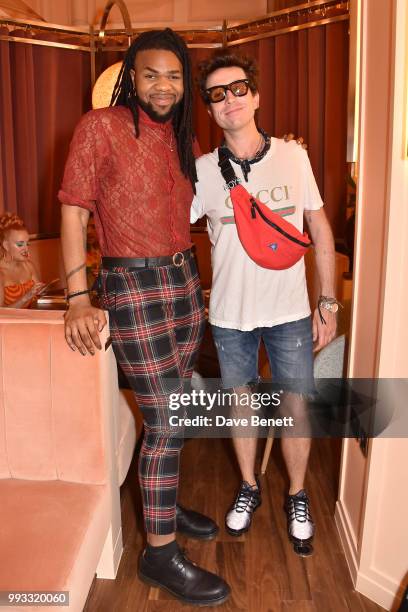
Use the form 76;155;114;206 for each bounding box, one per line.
225;478;261;536
285;489;315;556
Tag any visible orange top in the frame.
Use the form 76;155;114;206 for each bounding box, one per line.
3;279;35;307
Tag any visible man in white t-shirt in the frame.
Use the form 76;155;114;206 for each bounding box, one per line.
192;52;338;555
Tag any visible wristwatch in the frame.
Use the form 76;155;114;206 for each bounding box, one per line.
317;295;343;324
319;296;339;313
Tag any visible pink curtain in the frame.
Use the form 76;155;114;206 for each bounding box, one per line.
1;22;348;239
0;28;91;234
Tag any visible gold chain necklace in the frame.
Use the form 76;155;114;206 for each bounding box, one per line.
143;124;174;151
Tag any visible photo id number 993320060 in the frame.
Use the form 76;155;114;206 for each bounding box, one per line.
0;591;69;606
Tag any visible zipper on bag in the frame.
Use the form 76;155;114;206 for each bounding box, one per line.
249;198;310;248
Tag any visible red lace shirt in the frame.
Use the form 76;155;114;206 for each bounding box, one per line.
59;106;199;257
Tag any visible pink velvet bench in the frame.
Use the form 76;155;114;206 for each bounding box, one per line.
0;309;141;611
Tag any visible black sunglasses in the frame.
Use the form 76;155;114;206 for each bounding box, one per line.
205;79;250;104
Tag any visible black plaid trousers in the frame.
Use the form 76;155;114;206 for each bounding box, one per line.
99;255;205;535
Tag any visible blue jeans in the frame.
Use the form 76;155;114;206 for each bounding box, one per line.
211;316;314;394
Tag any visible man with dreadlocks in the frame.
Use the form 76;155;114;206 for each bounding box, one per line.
59;29;230;606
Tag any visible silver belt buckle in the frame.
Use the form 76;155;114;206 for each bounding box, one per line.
172;251;185;267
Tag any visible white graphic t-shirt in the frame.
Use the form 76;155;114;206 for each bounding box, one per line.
191;138;324;331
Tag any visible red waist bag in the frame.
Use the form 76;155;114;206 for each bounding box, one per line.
218;148;311;270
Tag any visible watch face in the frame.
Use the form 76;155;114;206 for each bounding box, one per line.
322;301;338;313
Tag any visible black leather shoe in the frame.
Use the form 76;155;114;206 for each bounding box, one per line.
138;547;230;606
176;504;219;540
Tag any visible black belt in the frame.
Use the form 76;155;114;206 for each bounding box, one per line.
102;248;192;270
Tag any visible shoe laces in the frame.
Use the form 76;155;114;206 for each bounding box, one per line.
173;549;196;572
232;482;260;514
287;492;312;524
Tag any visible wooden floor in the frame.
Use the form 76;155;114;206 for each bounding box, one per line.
85;437;385;612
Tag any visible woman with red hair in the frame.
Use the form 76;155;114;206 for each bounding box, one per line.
0;213;45;308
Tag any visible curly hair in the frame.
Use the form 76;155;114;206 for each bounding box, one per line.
198;52;259;104
110;28;197;191
0;213;27;259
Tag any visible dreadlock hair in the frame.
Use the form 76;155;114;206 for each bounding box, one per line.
110;28;197;192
